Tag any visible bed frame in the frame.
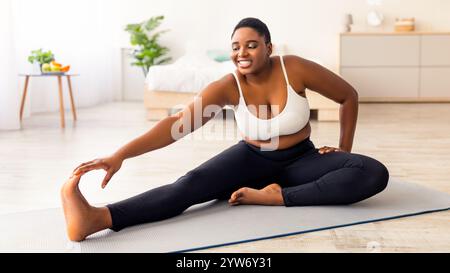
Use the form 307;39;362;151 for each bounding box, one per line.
144;88;339;122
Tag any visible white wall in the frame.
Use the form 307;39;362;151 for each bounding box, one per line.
0;0;20;130
112;0;450;72
3;0;449;126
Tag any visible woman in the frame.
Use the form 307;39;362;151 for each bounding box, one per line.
61;18;389;242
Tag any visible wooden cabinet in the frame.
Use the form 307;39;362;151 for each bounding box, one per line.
340;67;420;98
340;33;450;102
420;68;450;97
421;35;450;66
341;35;420;67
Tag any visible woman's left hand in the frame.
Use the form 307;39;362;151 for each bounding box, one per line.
318;146;342;154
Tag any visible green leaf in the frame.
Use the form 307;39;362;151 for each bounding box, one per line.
27;48;54;65
144;16;164;31
125;15;171;76
125;23;141;33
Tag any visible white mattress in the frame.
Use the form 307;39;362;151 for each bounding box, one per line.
145;53;235;93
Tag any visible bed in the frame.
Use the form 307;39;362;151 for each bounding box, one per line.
144;49;339;122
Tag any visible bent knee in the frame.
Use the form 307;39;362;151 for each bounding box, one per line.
344;162;389;205
366;158;390;194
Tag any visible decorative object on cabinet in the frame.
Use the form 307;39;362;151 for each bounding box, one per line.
366;0;384;28
342;13;354;33
395;18;415;32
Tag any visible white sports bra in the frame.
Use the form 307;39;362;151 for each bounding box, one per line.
232;55;310;141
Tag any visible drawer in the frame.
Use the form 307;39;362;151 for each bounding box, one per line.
341;67;419;98
421;35;450;66
341;35;420;67
420;68;450;98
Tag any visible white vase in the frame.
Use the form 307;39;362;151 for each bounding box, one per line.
32;62;42;74
367;10;384;27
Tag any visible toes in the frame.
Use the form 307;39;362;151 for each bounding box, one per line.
239;187;250;195
61;174;82;197
229;196;240;204
228;187;252;206
228;194;242;206
228;197;238;205
229;192;237;202
235;191;244;199
230;188;243;200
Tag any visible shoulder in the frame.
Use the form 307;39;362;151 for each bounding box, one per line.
199;73;238;106
281;55;316;73
216;73;236;86
282;55;332;83
276;55;313;91
213;73;238;93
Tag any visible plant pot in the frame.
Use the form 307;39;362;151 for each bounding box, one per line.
32;62;42;74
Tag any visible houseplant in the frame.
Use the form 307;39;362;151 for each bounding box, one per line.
125;16;172;76
28;49;54;73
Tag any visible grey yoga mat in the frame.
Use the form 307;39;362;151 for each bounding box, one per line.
0;179;449;253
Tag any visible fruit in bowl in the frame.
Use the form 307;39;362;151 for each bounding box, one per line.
41;60;71;74
61;65;70;72
50;61;62;72
41;63;52;73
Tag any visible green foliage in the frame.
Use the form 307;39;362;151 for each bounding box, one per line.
27;49;54;65
125;16;172;76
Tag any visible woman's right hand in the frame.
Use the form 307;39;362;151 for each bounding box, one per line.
73;154;124;188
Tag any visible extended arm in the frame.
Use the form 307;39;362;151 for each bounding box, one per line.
114;78;230;161
73;76;231;186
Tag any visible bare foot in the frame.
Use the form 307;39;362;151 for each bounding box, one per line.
60;174;112;242
228;183;285;206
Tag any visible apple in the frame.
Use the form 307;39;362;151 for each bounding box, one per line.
42;63;51;73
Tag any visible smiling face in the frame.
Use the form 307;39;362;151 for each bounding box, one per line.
231;27;272;75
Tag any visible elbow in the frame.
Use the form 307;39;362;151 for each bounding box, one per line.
343;88;359;105
352;89;359;102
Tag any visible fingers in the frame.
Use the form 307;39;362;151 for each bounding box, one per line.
101;171;114;189
73;161;93;173
318;146;341;154
74;160;107;175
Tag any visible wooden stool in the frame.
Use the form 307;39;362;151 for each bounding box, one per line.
19;73;79;128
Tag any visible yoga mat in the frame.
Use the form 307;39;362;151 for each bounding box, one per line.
0;179;449;253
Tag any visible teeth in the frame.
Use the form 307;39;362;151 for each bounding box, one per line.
238;60;252;67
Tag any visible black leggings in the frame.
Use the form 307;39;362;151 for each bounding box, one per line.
106;138;389;231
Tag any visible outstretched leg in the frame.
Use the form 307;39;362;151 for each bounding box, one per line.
105;141;283;232
61;173;113;242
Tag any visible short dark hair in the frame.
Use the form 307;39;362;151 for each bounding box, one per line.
231;17;271;44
